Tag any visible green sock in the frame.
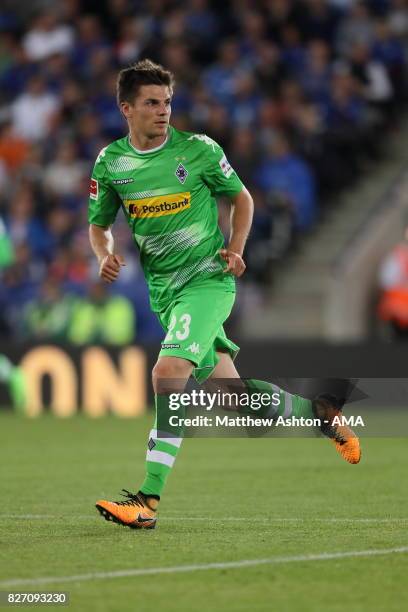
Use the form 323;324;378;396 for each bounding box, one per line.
242;379;314;419
140;394;185;498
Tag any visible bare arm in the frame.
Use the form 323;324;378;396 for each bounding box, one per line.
220;186;254;277
89;223;125;283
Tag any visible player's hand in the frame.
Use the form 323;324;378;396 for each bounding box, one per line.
219;249;246;277
99;254;126;283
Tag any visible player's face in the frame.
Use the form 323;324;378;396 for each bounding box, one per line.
122;85;172;140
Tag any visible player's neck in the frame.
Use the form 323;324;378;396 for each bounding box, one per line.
129;130;168;153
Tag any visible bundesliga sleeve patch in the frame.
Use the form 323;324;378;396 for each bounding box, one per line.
90;178;99;200
219;154;234;178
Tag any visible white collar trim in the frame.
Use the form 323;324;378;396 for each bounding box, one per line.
128;131;169;154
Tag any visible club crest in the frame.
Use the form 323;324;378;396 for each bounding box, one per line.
175;163;188;184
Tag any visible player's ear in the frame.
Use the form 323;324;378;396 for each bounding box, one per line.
120;102;132;119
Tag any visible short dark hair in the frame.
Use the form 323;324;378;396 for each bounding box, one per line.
116;59;175;106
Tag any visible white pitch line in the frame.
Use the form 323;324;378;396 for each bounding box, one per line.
1;546;407;589
160;517;408;523
0;515;60;520
1;515;408;523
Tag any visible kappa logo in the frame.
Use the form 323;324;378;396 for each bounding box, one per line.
186;342;200;355
175;163;188;184
112;178;134;185
124;192;191;218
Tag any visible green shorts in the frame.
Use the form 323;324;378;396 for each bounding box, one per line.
157;280;239;383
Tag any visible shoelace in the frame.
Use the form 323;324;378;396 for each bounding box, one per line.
326;412;348;445
114;489;145;507
317;406;348;445
332;428;347;445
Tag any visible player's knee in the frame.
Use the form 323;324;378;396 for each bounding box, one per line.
152;357;193;393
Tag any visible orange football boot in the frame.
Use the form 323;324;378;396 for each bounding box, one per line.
96;489;158;529
312;394;361;464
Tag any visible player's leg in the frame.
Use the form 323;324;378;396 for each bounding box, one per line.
206;348;361;465
95;284;233;530
210;350;241;378
207;349;314;420
95;355;193;529
139;355;193;501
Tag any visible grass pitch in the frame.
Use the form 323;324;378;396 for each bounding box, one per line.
0;413;407;612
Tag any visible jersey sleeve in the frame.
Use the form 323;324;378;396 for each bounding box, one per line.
201;137;244;197
88;151;121;227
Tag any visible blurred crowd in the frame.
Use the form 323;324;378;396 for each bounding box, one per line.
377;232;408;339
0;0;407;344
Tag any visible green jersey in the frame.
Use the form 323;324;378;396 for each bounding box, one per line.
88;126;244;311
